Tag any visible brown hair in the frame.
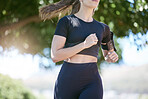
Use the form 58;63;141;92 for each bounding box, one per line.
70;0;95;16
39;0;95;21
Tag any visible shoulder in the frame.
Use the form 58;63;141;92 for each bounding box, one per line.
58;16;69;23
94;20;109;31
99;22;110;35
56;16;70;28
58;14;73;21
98;21;110;30
57;15;74;26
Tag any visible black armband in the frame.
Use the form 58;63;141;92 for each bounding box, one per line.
101;32;117;51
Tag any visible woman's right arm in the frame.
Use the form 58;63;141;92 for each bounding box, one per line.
51;33;98;63
51;35;85;63
51;16;98;63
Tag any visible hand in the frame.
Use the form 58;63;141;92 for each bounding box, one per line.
105;51;118;63
83;33;98;49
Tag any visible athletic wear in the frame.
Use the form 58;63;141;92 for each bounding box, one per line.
54;14;111;58
53;14;112;99
54;61;103;99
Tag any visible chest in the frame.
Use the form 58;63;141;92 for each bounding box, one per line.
66;20;104;44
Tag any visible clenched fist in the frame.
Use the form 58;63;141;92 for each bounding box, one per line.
83;33;98;49
105;51;118;63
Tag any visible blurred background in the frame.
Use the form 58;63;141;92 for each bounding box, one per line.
0;0;148;99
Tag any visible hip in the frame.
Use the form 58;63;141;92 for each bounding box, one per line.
57;61;101;84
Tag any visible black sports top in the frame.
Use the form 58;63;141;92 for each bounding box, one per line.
54;14;111;58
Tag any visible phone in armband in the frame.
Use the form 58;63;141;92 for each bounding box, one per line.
101;31;117;52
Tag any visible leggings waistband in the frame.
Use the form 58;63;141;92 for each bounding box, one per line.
63;61;97;65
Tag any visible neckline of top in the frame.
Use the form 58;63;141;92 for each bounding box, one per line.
72;14;95;24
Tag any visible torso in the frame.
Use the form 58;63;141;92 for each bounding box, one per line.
64;54;97;63
63;14;107;63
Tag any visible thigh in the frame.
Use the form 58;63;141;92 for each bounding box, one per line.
54;63;81;99
54;81;79;99
79;81;103;99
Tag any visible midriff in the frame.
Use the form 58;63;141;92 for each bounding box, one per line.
64;54;97;63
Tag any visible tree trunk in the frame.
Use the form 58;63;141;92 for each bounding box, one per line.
0;16;40;34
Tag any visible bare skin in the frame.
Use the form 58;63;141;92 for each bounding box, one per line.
51;0;118;63
51;33;98;63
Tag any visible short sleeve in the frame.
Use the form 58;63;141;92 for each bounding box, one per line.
100;23;111;50
54;16;69;38
101;24;111;43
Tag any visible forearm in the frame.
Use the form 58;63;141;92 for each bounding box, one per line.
54;42;85;62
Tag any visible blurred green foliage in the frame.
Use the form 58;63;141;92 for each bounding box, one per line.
0;74;36;99
95;0;148;37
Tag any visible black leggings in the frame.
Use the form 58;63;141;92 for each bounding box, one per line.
54;61;103;99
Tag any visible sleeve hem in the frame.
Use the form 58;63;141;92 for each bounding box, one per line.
54;34;67;38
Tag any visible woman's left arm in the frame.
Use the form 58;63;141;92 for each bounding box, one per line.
100;24;118;63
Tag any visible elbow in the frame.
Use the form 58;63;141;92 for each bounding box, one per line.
51;50;64;63
51;58;56;63
51;50;59;63
51;53;60;63
51;56;58;63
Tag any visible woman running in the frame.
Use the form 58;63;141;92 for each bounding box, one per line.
51;0;118;99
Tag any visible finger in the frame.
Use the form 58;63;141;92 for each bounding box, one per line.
115;57;119;61
94;33;97;36
93;35;98;40
90;33;94;36
110;58;115;63
94;38;98;42
109;54;117;61
114;58;118;62
111;55;118;61
108;52;117;58
94;33;98;38
112;57;118;62
94;36;98;41
92;33;97;37
111;59;115;63
92;35;98;41
109;54;118;59
108;53;116;58
113;56;118;61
